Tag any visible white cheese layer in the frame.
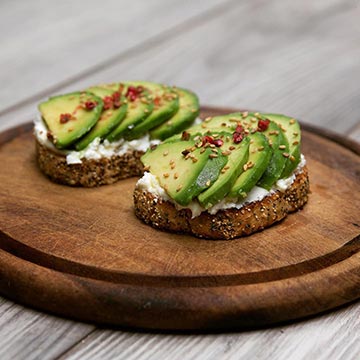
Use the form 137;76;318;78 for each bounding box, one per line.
136;155;306;218
33;114;160;164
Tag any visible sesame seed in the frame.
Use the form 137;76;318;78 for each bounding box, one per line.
289;118;296;124
170;164;176;169
222;150;231;156
258;146;264;151
282;153;290;158
163;173;170;178
243;164;248;171
229;117;240;122
221;168;227;173
293;140;299;145
205;117;212;122
229;146;235;150
279;145;286;150
209;153;218;158
290;155;296;162
174;173;179;179
242;111;248;118
221;123;227;127
192;157;198;163
224;166;230;170
143;165;150;171
163;151;169;156
176;185;183;192
201;123;207;128
293;132;299;136
269;130;279;135
200;148;206;154
206;180;211;186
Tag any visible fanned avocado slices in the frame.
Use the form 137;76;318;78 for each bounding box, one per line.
198;136;250;208
125;81;179;140
255;118;289;190
262;113;301;178
141;140;227;206
74;87;127;150
229;132;272;199
149;87;200;140
38;92;103;149
98;82;154;141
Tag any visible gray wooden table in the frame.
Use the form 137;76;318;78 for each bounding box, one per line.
1;1;359;359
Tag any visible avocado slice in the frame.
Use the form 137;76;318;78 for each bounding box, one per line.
198;136;250;209
256;119;290;190
262;113;301;178
126;81;179;140
96;82;154;141
149;88;199;140
229;132;272;199
141;140;227;206
189;113;243;134
38;92;103;149
74;87;127;150
164;113;244;143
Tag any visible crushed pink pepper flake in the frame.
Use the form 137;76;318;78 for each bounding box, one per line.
125;86;143;102
258;119;271;132
59;113;72;123
103;96;113;110
84;100;97;110
233;132;244;144
201;136;223;147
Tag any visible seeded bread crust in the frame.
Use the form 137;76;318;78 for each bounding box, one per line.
36;139;144;187
133;166;309;240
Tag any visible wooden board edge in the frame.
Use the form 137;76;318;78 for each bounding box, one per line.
0;247;359;330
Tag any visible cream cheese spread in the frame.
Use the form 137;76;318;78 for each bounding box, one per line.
34;114;160;164
136;155;306;218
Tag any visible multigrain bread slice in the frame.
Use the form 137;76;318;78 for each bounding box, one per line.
133;166;309;240
36;139;144;187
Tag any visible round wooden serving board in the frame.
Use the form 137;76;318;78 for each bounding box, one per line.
0;107;359;331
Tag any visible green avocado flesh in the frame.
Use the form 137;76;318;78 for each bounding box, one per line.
125;81;180;140
38;92;103;149
198;136;250;208
37;81;201;151
141;140;228;206
256;120;289;190
262;113;301;178
140;110;302;209
229;132;272;199
74;87;127;150
105;85;154;141
149;88;200;140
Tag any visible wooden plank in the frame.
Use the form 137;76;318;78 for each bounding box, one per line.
0;0;227;116
1;0;359;136
0;296;94;360
57;302;360;360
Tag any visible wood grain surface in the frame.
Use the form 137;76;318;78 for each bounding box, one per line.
0;108;359;330
1;0;360;358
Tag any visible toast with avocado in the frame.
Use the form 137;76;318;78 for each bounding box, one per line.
34;81;200;187
134;111;309;239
